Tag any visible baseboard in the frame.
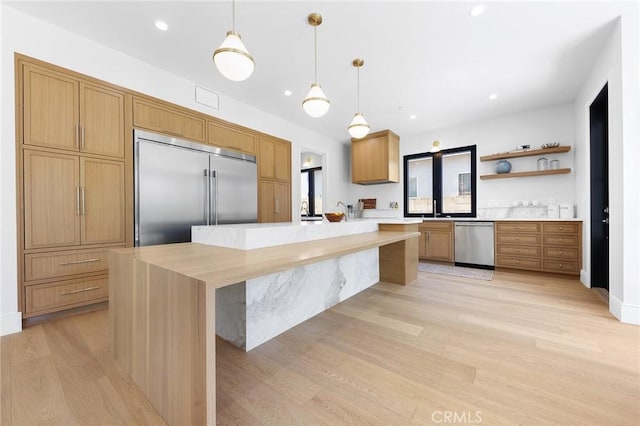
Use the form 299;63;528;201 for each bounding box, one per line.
610;295;640;325
580;269;591;288
1;312;23;336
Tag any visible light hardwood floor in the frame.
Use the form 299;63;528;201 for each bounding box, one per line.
2;269;639;425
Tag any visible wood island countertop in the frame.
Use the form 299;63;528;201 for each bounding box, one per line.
111;230;419;289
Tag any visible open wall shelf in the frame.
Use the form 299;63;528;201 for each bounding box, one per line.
480;146;571;161
480;168;571;180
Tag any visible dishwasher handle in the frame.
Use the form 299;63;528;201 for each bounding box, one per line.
455;222;494;227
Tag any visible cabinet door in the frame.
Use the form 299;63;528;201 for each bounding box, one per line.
258;179;275;223
426;231;453;262
274;141;291;181
23;65;79;151
24;150;81;249
132;98;206;142
80;83;125;158
351;135;388;183
275;181;291;222
418;230;427;259
80;158;126;245
259;137;275;179
208;121;257;154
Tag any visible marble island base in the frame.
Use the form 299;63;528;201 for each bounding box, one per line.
217;248;378;350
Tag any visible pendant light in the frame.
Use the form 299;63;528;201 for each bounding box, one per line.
348;58;370;139
302;13;330;118
213;0;254;82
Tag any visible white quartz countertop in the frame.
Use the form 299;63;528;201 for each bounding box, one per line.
416;217;582;222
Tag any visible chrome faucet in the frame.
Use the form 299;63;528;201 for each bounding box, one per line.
336;201;348;221
433;199;437;218
300;200;309;216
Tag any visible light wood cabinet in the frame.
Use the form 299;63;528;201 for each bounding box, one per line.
80;158;126;245
23;150;81;250
132;97;206;142
25;276;109;316
418;221;454;262
258;135;291;223
258;181;291;223
208;120;257;154
351;129;400;184
23;64;125;158
23;150;126;250
495;221;581;275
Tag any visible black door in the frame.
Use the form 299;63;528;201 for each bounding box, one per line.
589;84;609;290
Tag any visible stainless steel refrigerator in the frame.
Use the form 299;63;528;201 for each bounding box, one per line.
134;129;257;246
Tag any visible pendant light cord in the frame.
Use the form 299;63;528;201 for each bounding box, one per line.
232;0;236;32
314;26;318;84
356;66;360;113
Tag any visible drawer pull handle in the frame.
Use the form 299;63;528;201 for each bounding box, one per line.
515;237;520;240
559;264;563;268
515;260;520;264
61;286;100;296
559;251;563;255
59;258;100;266
559;227;563;230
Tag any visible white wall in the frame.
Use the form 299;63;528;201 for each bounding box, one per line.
574;6;640;324
0;6;349;335
350;103;577;212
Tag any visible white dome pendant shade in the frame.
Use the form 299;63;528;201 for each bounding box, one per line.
302;83;330;118
213;0;254;82
347;58;370;139
348;112;370;139
302;13;330;118
213;31;254;81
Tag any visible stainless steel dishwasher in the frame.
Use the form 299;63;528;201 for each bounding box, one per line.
454;221;495;269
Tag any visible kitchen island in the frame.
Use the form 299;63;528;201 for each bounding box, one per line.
109;220;419;425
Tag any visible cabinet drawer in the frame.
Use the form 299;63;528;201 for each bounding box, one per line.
543;222;579;234
496;222;540;233
543;247;578;260
495;233;542;245
543;260;579;274
25;276;108;315
24;248;118;281
543;234;579;246
496;256;541;270
420;221;453;231
496;244;541;257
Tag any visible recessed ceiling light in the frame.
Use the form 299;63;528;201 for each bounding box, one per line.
284;90;292;96
489;93;498;101
409;114;417;119
155;20;168;31
469;4;485;17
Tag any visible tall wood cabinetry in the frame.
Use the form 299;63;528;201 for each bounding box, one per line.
17;58;127;318
258;135;291;223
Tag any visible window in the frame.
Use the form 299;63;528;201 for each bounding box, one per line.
458;173;471;196
404;145;476;217
300;167;323;216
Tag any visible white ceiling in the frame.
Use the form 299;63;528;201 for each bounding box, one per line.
6;1;626;142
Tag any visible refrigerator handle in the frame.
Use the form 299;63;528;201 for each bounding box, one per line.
213;170;218;225
204;169;210;226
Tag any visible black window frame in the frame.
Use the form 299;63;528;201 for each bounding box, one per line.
403;145;477;218
301;166;322;217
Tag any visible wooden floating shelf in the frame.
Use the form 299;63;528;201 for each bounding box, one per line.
480;168;571;180
480;146;571;161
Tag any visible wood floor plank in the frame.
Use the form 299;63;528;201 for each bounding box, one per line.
2;268;638;425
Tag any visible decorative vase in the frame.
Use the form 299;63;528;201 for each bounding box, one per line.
495;160;512;174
